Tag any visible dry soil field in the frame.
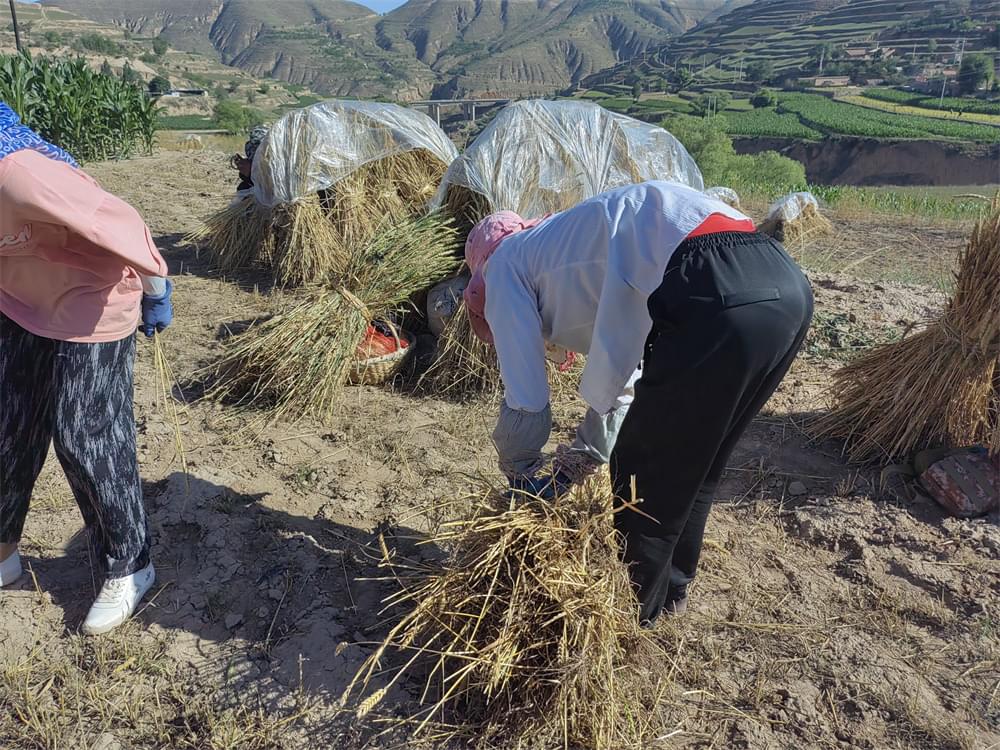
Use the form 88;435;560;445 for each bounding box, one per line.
1;151;997;750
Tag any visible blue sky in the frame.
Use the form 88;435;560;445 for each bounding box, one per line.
356;0;408;12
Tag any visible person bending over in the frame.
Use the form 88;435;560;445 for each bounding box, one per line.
463;181;813;625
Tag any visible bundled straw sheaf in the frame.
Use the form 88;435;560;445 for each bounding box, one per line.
189;150;448;286
419;299;503;399
814;196;1000;461
209;213;461;421
341;480;669;749
758;201;833;247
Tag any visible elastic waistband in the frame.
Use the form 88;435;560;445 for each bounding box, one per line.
668;231;773;270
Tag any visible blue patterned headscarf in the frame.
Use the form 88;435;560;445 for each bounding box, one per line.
0;101;79;167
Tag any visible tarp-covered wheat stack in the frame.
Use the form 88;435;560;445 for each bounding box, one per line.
815;197;1000;461
432;98;704;236
757;192;833;248
424;99;703;398
189;100;458;286
209;213;461;422
341;480;669;749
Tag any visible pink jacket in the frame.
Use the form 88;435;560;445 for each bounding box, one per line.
0;150;167;343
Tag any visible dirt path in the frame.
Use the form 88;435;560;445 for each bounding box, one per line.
2;152;997;749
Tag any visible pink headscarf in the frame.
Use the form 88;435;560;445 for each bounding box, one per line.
463;210;545;344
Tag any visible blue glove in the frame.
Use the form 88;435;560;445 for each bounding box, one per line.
505;471;574;501
140;279;173;337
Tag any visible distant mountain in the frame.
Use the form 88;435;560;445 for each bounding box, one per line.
375;0;726;96
46;0;733;98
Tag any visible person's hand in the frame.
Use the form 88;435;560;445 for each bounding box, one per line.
505;472;574;501
553;444;602;483
140;279;173;337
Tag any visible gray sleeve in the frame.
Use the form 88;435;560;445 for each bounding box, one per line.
492;402;552;480
570;364;641;463
141;275;168;296
571;405;630;464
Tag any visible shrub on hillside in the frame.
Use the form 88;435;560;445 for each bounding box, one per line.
662;114;805;192
750;89;778;108
213;100;263;135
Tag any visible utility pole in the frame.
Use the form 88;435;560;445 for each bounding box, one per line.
956;37;966;66
9;0;23;54
819;46;825;75
940;75;947;107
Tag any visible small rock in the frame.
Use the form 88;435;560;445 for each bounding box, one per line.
92;733;122;750
268;587;284;601
257;606;269;618
225;613;244;629
788;481;808;497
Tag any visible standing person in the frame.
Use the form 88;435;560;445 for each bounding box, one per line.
0;103;173;635
463;181;813;626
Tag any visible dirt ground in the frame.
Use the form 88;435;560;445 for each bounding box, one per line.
2;151;997;750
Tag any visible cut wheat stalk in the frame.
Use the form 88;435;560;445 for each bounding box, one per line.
151;332;189;484
340;479;671;749
207;213;461;422
814;195;1000;461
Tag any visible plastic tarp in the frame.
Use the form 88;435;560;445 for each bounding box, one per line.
431;99;703;218
766;191;821;223
704;186;741;209
251;100;459;208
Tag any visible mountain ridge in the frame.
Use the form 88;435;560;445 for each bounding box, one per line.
43;0;729;97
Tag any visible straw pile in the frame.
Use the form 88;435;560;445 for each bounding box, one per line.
814;197;1000;461
419;298;503;399
341;479;669;749
208;213;460;422
190;150;448;286
758;192;833;247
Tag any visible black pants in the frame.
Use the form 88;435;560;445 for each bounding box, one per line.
610;232;813;624
0;314;149;578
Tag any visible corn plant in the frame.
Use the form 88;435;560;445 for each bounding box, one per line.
0;53;158;162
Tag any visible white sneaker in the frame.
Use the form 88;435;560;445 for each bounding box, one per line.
0;550;22;587
82;563;155;635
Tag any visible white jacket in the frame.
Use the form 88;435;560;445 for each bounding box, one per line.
485;181;750;477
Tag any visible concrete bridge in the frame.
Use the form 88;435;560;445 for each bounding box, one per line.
408;98;511;124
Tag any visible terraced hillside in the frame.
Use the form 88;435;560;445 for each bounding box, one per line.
44;0;734;99
584;0;1000;86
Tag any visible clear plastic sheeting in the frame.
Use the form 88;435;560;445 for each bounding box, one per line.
766;191;821;223
432;99;703;218
252;100;459;208
704;186;741;209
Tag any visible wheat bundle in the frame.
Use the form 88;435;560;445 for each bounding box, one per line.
189;101;458;286
758;191;833;247
814;198;1000;461
209;213;461;422
433;99;703;238
419;299;503;399
341;479;669;749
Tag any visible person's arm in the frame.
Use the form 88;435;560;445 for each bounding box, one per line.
4;153;167;277
485;254;551;481
568;365;641;465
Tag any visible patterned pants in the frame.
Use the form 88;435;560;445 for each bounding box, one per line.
0;313;149;578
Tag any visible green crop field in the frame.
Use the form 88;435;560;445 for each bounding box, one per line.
778;93;1000;142
861;88;1000;116
725;108;824;139
157;115;216;130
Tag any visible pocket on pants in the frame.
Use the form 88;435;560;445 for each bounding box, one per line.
720;288;780;309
